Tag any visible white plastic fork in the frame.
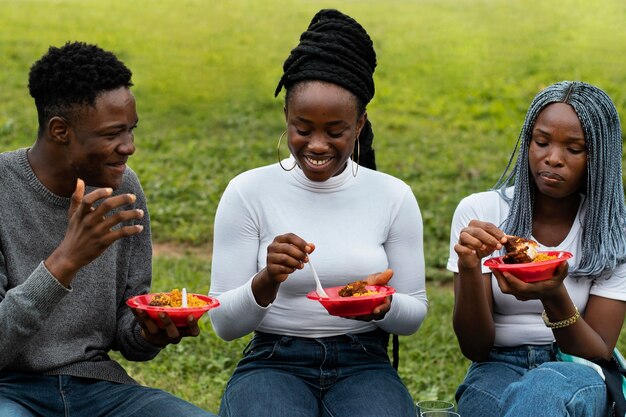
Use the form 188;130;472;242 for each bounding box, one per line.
182;287;188;308
308;259;329;298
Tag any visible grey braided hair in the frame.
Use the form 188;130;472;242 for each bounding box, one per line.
494;81;626;278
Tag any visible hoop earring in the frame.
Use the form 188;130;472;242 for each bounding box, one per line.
351;137;360;177
277;130;296;171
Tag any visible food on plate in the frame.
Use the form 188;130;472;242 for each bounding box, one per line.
148;289;208;308
532;252;559;262
338;280;378;297
503;236;539;263
502;236;557;264
307;285;395;316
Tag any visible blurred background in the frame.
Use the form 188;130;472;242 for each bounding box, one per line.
2;0;626;411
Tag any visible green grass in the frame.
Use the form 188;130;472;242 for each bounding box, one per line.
3;0;626;412
4;0;626;278
112;255;465;412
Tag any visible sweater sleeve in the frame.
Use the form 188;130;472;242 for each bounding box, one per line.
374;187;428;335
0;260;70;370
113;173;161;360
209;180;271;341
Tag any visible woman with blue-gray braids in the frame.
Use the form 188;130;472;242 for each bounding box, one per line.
447;81;626;417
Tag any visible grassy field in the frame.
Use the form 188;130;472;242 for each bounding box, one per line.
2;0;626;413
113;255;464;412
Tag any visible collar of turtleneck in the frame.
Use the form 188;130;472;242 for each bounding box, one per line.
283;155;356;191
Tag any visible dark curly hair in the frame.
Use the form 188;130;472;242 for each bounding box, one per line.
28;41;133;134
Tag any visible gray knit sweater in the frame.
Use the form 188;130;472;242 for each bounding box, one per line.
0;148;160;384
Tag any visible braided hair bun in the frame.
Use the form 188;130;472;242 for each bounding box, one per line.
275;9;378;169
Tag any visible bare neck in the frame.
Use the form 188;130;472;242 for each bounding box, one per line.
27;140;77;197
532;192;581;247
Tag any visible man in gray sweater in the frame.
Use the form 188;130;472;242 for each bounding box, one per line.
0;42;215;416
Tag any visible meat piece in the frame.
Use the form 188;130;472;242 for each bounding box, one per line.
338;280;370;297
503;236;539;264
148;293;171;306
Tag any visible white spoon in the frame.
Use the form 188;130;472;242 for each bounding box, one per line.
182;287;188;308
308;259;329;298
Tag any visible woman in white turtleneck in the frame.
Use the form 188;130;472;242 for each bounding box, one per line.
209;9;427;417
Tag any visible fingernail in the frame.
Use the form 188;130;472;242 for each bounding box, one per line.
305;245;311;253
137;209;144;216
128;194;136;202
137;225;144;232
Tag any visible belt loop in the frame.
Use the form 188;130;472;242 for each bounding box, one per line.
345;333;359;345
280;335;293;346
550;342;558;358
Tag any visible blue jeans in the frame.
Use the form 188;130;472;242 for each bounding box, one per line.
219;329;414;417
0;372;216;417
456;344;609;417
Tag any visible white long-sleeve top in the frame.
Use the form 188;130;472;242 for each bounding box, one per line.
447;188;626;347
209;158;428;340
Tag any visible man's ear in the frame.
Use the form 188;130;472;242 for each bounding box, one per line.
47;116;71;144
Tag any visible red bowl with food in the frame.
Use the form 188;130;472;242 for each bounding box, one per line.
307;285;395;316
126;291;220;328
483;251;573;283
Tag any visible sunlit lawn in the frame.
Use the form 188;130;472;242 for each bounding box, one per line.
3;0;626;412
112;255;464;412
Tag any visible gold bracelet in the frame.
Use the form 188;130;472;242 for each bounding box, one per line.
542;306;580;329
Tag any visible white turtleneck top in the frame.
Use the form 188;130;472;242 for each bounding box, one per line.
209;158;428;340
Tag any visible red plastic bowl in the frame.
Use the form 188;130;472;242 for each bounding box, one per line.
126;293;220;328
483;251;573;283
307;285;395;316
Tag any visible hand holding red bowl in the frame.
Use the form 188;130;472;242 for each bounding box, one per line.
307;269;395;320
484;251;573;283
127;291;219;328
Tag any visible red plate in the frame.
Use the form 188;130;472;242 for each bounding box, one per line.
126;293;220;328
483;251;573;282
307;285;395;316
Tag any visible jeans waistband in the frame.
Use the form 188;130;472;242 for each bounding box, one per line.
492;343;557;354
489;343;557;369
255;328;389;344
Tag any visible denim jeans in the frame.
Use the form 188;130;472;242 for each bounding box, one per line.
219;329;415;417
456;344;609;417
0;372;216;417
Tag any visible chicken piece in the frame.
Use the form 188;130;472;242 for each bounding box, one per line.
338;280;370;297
503;236;539;264
148;293;172;306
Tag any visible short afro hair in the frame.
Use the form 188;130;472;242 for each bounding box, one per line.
28;41;133;133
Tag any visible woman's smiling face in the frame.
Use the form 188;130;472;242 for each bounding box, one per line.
285;81;365;182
